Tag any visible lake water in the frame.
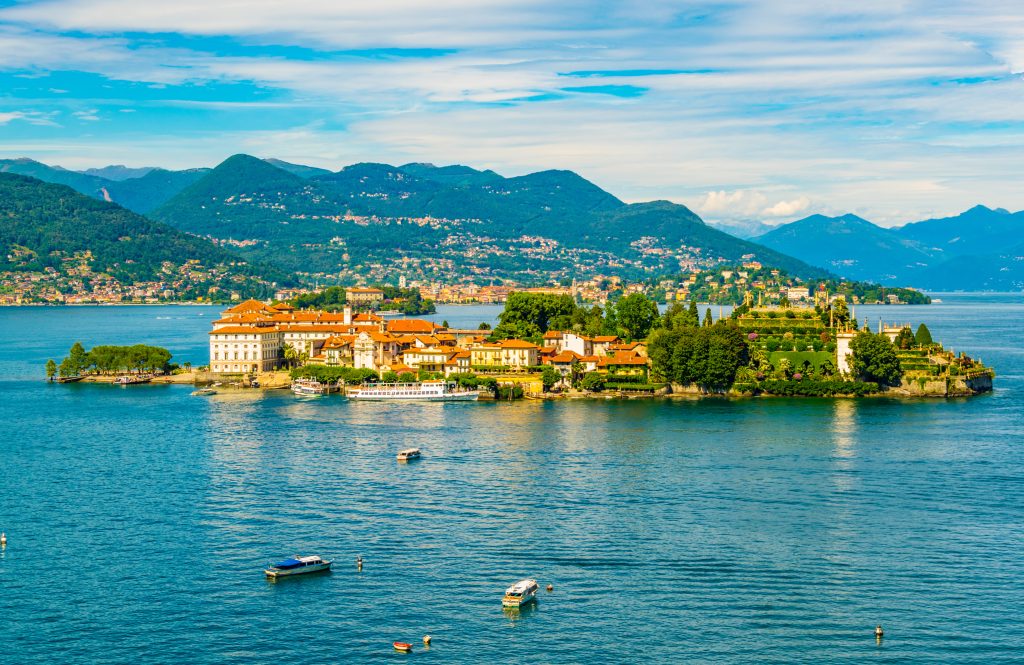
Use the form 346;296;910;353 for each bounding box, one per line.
1;294;1022;663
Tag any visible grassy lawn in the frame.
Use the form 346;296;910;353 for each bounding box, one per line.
768;350;834;368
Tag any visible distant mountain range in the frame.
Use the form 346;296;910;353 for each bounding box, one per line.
143;153;828;283
6;152;1019;291
755;207;1024;290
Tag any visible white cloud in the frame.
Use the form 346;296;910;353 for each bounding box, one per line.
761;196;810;218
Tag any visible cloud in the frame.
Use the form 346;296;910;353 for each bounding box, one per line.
2;1;1024;225
0;110;59;126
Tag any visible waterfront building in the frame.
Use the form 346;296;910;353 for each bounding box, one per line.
347;287;385;304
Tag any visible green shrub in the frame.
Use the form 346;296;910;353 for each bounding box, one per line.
759;379;880;396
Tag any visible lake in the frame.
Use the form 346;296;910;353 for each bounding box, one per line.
1;294;1022;663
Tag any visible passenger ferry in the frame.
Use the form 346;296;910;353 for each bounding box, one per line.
291;378;335;396
264;555;332;578
349;381;479;401
502;579;539;607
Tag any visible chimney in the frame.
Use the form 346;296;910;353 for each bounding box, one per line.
344;304;352;326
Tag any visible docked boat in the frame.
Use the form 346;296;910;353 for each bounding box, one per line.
264;554;332;578
396;448;421;461
349;381;479;401
115;375;151;385
55;375;83;384
502;579;539;607
291;378;335;396
191;387;217;396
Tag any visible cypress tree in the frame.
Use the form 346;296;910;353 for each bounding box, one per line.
915;323;933;346
704;307;713;327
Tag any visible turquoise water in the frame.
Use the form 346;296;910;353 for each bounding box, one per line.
1;295;1023;663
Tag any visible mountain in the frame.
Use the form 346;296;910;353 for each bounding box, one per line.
263;158;332;179
706;218;777;239
915;240;1024;291
754;214;936;284
0;173;288;299
148;153;828;284
78;165;156;181
895;205;1024;258
104;168;211;214
0;158;109;200
398;162;503;187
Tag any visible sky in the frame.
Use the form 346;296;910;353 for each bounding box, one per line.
1;1;1024;227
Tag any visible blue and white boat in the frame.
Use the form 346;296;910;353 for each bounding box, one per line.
264;555;332;578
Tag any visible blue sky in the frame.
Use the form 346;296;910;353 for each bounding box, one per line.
1;1;1024;226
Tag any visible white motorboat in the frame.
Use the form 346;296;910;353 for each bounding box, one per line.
396;448;421;461
191;387;217;396
291;378;334;396
349;381;478;401
502;579;539;607
264;555;332;578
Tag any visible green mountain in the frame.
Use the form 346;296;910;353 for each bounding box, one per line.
0;173;288;299
754;214;936;284
147;154;829;284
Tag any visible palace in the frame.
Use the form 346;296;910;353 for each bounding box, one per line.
208;299;649;385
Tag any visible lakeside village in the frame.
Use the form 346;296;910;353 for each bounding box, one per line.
6;258;927;308
51;289;993;399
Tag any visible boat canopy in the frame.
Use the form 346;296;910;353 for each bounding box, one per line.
273;558;303;569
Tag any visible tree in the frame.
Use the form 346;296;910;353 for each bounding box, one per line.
614;293;660;340
831;298;850;327
541;366;561;391
894;326;915;350
915;323;933;346
496;292;577;336
381;371;399;382
580;373;605;392
45;359;57;381
849;331;902;386
688;300;699;324
660;300;699;330
779;294;790;308
67;342;89;375
397;372;416;382
647;323;748;391
703;307;713;327
478;322;491;330
441;320;450;329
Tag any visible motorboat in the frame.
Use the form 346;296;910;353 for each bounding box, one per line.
291;378;334;396
396;448;421;461
264;554;332;578
502;579;539;607
191;387;217;396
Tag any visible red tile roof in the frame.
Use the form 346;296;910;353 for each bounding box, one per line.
387;319;437;333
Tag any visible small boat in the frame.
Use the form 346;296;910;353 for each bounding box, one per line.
264;554;332;578
56;375;83;384
115;375;151;385
396;448;421;461
191;387;217;396
291;378;335;396
393;642;413;652
502;579;539;607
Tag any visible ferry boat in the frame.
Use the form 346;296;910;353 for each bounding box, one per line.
502;579;539;608
264;555;332;578
291;378;334;396
349;381;479;401
396;448;421;461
